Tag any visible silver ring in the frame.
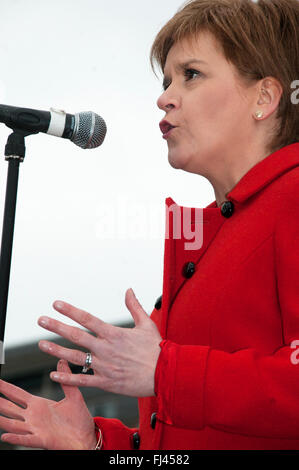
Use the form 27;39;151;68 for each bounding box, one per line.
82;352;92;373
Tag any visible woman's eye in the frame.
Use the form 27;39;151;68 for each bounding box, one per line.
162;69;202;91
184;68;201;81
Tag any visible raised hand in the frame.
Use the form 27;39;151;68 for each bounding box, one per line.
0;360;96;450
38;288;163;397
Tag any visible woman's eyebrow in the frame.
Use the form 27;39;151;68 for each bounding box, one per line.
175;59;208;71
163;59;208;88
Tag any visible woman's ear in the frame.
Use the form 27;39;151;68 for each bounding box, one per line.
253;77;283;120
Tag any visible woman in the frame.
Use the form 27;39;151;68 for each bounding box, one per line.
0;0;298;450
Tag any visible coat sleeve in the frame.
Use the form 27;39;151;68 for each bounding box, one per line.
93;417;139;450
154;194;299;439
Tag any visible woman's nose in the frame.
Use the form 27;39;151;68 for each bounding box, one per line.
157;89;179;112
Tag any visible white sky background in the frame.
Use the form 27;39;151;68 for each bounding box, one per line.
0;0;214;348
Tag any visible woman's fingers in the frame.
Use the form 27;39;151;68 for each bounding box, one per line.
37;316;97;351
56;360;84;401
52;301;110;337
39;341;91;367
0;397;25;420
1;433;39;448
49;371;100;388
39;342;100;377
0;415;28;434
0;380;30;408
125;288;148;327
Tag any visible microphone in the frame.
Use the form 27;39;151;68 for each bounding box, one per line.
0;104;107;149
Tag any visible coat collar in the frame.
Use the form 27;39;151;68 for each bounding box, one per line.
167;143;299;211
201;143;299;208
225;142;299;205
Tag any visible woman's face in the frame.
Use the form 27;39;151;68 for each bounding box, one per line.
157;32;260;177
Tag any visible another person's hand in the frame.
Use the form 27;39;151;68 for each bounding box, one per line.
38;288;163;397
0;360;96;450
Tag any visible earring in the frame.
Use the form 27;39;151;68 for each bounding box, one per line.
255;111;264;119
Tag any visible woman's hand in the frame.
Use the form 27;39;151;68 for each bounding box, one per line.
38;288;163;397
0;360;96;450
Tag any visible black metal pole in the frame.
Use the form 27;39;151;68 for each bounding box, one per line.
0;130;26;375
0;159;20;374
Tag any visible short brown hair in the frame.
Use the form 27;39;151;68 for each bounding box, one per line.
150;0;299;153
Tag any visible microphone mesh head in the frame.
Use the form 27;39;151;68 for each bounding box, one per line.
71;111;107;149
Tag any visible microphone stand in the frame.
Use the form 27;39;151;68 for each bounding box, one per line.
0;129;32;376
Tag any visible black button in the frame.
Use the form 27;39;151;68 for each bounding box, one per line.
132;431;140;449
221;201;234;218
154;295;162;310
151;412;157;429
183;262;196;279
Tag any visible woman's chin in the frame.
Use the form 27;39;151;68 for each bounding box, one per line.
168;159;182;170
167;150;187;170
167;149;194;171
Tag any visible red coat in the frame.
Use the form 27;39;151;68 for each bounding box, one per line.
95;142;299;450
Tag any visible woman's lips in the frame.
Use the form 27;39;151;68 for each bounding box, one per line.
162;127;176;139
159;120;177;139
